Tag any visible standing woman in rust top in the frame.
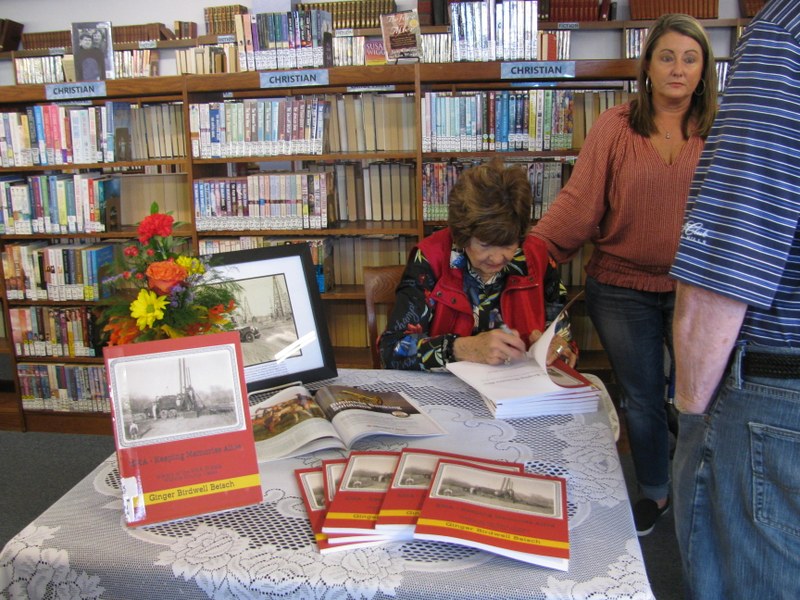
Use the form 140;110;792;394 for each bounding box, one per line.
531;13;717;536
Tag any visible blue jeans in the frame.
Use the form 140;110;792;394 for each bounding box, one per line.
673;343;800;599
585;276;674;501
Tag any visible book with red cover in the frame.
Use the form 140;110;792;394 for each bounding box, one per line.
322;450;402;536
375;449;524;537
104;331;262;527
414;461;570;570
295;467;390;554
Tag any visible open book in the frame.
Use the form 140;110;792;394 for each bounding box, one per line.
250;384;446;462
446;298;600;418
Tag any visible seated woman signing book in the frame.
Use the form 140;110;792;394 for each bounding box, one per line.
378;159;576;370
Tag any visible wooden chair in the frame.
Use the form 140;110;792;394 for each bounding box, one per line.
363;264;405;369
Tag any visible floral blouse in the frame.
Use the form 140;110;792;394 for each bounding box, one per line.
378;244;572;371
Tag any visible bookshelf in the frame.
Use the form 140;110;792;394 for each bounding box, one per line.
0;10;749;433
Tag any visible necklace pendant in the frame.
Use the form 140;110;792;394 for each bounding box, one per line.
665;131;671;140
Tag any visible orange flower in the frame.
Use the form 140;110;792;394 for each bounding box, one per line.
146;260;188;295
103;316;141;346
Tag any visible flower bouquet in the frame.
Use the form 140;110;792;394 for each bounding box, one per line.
102;203;239;345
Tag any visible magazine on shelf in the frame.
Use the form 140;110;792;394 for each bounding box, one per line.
104;331;262;527
446;297;600;418
250;384;446;462
375;448;525;537
414;461;570;570
379;10;422;63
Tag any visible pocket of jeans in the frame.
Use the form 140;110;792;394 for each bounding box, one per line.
750;423;800;538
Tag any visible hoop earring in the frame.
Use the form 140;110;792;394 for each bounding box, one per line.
694;79;706;96
645;77;652;93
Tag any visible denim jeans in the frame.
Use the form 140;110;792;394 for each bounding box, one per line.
673;344;800;600
585;276;674;501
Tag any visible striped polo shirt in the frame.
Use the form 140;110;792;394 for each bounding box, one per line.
670;0;800;346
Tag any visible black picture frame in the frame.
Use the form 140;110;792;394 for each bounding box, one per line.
205;243;337;394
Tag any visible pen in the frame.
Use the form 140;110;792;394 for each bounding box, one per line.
493;312;514;335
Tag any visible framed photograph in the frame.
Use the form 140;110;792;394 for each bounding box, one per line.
206;243;337;394
71;21;115;81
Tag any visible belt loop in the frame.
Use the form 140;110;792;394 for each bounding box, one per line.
731;340;747;389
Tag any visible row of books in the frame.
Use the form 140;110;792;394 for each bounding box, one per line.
327;161;416;224
175;43;239;75
422;89;577;153
231;10;334;71
199;236;334;292
203;4;248;36
0;173;119;235
2;240;118;302
17;362;110;414
193;171;334;231
449;0;539;62
296;447;569;569
9;305;98;358
421;159;568;221
14;48;159;85
190;97;327;159
0;100;185;168
20;23;174;51
189;92;415;158
297;0;396;30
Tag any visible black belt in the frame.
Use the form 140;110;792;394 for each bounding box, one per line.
742;352;800;379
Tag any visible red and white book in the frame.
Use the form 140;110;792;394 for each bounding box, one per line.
414;461;570;570
104;331;262;527
322;451;404;537
375;449;524;537
295;467;390;554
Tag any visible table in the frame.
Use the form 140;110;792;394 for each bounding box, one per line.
0;369;653;600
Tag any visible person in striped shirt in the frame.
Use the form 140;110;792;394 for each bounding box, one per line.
670;2;800;598
531;13;718;536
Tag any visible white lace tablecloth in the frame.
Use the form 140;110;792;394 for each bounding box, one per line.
0;369;653;600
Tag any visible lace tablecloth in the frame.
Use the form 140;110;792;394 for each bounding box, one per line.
0;369;653;600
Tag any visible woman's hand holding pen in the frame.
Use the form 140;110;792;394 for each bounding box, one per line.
529;330;578;368
452;329;526;366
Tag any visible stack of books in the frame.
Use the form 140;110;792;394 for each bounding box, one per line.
296;447;570;570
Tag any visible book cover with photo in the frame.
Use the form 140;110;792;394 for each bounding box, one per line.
414;461;570;570
375;449;524;536
104;331;262;526
71;21;115;81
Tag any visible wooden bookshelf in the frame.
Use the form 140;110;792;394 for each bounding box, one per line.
0;14;747;433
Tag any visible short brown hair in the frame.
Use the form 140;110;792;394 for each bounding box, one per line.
447;159;532;248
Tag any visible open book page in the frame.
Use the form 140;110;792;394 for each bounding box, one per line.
250;385;345;462
250;385;446;462
316;386;446;448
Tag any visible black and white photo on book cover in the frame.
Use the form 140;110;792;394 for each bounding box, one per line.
71;21;114;81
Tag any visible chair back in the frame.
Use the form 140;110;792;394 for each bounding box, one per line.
363;264;405;369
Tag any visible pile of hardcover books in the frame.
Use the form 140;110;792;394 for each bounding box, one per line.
296;447;570;570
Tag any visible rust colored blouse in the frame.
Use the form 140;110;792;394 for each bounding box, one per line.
531;102;705;293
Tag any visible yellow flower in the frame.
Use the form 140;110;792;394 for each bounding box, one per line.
176;255;206;276
130;288;169;330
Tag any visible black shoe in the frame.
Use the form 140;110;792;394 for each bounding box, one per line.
634;497;671;537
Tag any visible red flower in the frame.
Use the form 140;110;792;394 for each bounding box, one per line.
137;213;174;244
123;245;139;257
